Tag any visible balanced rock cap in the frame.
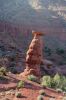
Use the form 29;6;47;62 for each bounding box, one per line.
32;30;44;36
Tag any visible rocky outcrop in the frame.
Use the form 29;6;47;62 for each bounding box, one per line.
21;31;44;77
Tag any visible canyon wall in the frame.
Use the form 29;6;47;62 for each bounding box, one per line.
0;0;66;50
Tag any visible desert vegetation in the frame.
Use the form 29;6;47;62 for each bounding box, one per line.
15;92;22;98
17;80;25;89
27;74;38;82
40;73;66;92
0;67;7;76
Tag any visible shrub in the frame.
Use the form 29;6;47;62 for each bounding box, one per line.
62;87;66;92
0;67;7;76
60;76;66;91
41;74;66;92
37;95;44;100
17;80;25;89
50;78;57;88
39;90;46;96
41;75;51;87
27;75;37;82
53;73;61;88
15;92;22;98
52;75;66;91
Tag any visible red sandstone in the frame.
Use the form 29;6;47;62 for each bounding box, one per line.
20;31;44;77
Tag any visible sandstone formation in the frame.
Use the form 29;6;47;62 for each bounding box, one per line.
21;31;44;77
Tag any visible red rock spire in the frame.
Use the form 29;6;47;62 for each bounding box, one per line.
21;31;44;77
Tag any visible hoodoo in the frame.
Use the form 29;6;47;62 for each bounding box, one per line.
21;31;44;77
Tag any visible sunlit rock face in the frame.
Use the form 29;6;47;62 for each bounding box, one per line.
0;0;66;50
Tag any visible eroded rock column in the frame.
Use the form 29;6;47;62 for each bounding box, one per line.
21;31;44;77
